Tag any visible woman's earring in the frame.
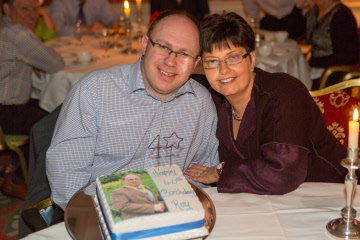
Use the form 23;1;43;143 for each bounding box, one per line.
251;68;254;72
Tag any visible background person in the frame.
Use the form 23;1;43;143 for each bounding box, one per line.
242;0;312;39
0;0;64;199
111;174;165;220
0;0;64;135
186;12;347;194
305;0;359;89
49;0;119;36
46;10;219;211
35;0;57;41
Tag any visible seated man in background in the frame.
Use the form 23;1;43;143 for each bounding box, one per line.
50;0;119;36
0;0;64;136
0;0;64;199
46;10;219;211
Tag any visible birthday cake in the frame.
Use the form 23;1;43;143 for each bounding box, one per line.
93;165;208;240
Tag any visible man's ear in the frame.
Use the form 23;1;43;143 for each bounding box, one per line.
3;3;11;16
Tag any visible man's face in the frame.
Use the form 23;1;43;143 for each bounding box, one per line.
124;175;141;187
5;0;39;31
140;15;201;101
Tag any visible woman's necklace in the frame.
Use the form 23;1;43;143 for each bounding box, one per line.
231;106;243;121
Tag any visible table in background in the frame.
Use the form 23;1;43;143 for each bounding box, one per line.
31;32;144;112
256;37;312;90
21;182;360;240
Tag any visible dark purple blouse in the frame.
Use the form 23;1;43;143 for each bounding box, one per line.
211;68;347;195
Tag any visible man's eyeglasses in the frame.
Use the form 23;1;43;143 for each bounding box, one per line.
203;53;250;69
148;36;199;63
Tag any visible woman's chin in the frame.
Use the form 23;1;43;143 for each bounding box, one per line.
218;88;238;97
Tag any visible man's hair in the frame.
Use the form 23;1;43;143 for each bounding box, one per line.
199;12;255;56
122;174;141;181
147;10;199;38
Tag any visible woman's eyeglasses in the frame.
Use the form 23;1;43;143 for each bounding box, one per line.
203;53;250;69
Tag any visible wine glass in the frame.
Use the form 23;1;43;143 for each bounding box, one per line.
100;29;112;58
74;20;83;46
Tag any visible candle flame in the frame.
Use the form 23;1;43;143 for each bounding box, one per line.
124;1;129;9
136;0;141;3
354;109;359;121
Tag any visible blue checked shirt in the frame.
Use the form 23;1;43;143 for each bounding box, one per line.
0;16;65;105
46;58;219;210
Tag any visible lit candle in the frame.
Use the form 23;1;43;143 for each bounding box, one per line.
136;0;142;10
124;1;130;19
348;109;359;149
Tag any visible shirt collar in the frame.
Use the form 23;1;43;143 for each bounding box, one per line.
127;57;197;102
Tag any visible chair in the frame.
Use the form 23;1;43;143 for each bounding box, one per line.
317;27;360;90
0;125;29;184
310;79;360;149
318;65;360;90
19;104;63;238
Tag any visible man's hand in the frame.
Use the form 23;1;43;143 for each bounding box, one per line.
154;203;165;212
33;67;41;78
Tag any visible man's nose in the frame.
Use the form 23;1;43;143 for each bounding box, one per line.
164;51;177;66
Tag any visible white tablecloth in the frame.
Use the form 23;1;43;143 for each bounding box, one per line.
21;182;360;240
31;33;144;112
256;37;311;90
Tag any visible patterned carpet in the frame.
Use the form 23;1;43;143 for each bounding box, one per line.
0;191;23;240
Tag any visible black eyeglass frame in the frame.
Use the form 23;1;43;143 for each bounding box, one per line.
147;36;199;61
202;52;250;69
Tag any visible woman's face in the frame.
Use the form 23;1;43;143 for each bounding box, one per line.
202;43;256;98
314;0;330;9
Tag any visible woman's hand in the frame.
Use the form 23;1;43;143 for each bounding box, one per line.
185;165;219;184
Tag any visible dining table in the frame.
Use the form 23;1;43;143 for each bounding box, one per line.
32;29;312;113
255;31;312;90
21;182;360;240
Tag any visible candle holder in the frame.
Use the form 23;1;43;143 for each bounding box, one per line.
326;148;360;239
121;17;137;55
134;2;143;41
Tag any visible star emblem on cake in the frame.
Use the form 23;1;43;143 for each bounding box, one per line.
163;132;183;149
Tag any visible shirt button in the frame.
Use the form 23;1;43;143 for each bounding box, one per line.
149;157;152;160
154;130;157;133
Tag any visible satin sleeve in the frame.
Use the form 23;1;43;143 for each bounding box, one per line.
218;143;308;195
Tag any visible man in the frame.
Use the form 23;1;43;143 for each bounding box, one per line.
111;174;165;220
46;10;219;210
0;0;64;135
0;0;64;200
50;0;119;36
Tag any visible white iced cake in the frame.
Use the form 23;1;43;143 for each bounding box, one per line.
93;165;208;240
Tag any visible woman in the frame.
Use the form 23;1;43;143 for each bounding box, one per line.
185;12;347;194
306;0;359;86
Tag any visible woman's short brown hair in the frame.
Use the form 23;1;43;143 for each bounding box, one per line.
199;12;255;56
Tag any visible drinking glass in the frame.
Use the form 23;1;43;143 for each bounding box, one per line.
100;29;112;58
74;20;83;46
